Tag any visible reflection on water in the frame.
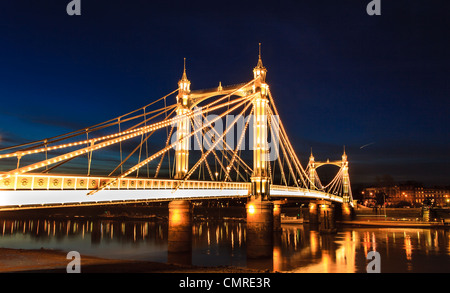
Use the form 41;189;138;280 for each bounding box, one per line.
1;218;450;273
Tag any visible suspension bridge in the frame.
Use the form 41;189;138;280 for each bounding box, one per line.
0;47;354;229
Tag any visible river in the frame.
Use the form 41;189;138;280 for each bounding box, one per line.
1;209;450;273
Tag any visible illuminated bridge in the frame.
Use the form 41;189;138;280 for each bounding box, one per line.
0;46;354;236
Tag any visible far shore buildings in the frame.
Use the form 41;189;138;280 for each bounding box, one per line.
360;184;450;207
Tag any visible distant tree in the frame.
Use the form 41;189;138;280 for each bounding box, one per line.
375;191;388;206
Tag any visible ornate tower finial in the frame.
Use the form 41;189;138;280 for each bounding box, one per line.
178;58;190;88
178;57;191;103
259;43;261;59
309;147;314;160
181;57;188;81
342;145;348;163
256;43;264;69
309;148;315;161
253;43;267;82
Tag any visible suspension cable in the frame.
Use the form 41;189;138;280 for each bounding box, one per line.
87;94;255;195
174;97;254;189
0;89;179;153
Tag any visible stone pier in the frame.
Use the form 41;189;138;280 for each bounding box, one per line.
246;200;273;259
318;202;336;233
168;200;192;258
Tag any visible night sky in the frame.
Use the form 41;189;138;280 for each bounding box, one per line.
0;0;449;187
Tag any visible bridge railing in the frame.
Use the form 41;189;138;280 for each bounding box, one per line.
270;185;344;203
0;173;251;192
0;174;344;205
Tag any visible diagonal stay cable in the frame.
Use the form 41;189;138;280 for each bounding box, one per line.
193;112;249;182
86;94;255;195
0;95;249;181
0;89;180;154
174;97;254;190
223;106;254;182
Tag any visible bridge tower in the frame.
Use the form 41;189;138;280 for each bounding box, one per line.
250;44;270;201
246;45;275;258
174;58;192;179
308;150;316;189
342;148;350;203
341;148;354;221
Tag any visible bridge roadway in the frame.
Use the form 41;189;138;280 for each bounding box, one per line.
0;173;342;210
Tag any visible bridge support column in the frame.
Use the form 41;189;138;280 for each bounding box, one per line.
272;201;283;232
341;202;354;221
318;202;336;234
246;200;273;258
309;202;319;224
168;200;192;256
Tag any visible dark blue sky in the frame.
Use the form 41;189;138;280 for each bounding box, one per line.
0;0;449;186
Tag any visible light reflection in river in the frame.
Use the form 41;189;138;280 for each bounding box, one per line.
1;218;450;273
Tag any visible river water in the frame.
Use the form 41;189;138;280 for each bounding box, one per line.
1;215;450;273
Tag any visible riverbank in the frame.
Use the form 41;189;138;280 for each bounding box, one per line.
340;220;450;229
0;248;267;273
354;207;422;218
340;207;450;228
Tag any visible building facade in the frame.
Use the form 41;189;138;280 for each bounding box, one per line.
360;185;450;207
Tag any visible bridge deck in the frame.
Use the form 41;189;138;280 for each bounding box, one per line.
0;173;342;210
